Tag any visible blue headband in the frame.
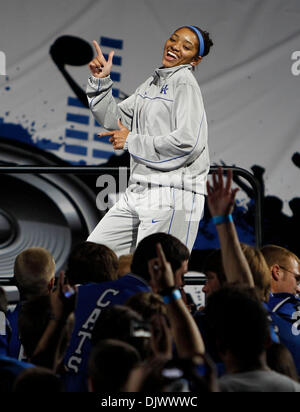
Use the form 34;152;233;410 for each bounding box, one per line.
187;25;205;57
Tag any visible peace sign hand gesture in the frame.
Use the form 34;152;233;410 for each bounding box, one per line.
88;40;114;78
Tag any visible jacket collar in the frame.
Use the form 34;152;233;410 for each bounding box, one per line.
153;64;192;82
269;292;300;303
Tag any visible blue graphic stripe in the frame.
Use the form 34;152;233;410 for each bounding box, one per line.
103;54;122;66
100;37;123;49
66;113;89;125
65;144;87;156
110;72;121;82
36;140;61;151
168;188;176;234
89;83;119;107
131;111;205;164
69;160;87;165
94;133;112;144
65;129;88;141
94;119;101;127
92;149;113;159
112;89;119;98
67;97;88;109
185;193;196;246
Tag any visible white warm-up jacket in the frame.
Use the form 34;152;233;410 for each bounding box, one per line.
87;64;209;194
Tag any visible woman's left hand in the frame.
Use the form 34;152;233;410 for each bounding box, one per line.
97;119;129;150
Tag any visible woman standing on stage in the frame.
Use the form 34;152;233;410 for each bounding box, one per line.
86;26;213;256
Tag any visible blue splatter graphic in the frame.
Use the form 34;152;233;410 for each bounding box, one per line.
0;117;63;152
0;117;35;145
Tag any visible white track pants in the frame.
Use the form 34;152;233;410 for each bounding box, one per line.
87;185;205;257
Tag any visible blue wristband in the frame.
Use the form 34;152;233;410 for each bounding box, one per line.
212;214;233;225
163;289;182;304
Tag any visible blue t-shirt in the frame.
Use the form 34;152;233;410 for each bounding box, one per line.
267;293;300;377
63;274;150;392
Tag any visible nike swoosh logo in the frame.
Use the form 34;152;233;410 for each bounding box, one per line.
152;219;163;223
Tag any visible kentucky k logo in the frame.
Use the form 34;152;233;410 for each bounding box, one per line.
160;84;168;95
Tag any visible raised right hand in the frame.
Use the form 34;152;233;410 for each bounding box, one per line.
206;167;239;217
148;243;175;293
88;40;114;78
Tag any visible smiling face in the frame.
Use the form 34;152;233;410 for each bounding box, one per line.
162;27;202;68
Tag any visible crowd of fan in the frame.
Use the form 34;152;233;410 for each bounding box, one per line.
0;167;299;393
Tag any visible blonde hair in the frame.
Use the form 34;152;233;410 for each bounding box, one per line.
261;245;300;269
241;244;271;302
117;254;133;278
14;247;56;299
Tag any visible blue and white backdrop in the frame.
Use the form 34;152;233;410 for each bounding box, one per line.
0;0;299;256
